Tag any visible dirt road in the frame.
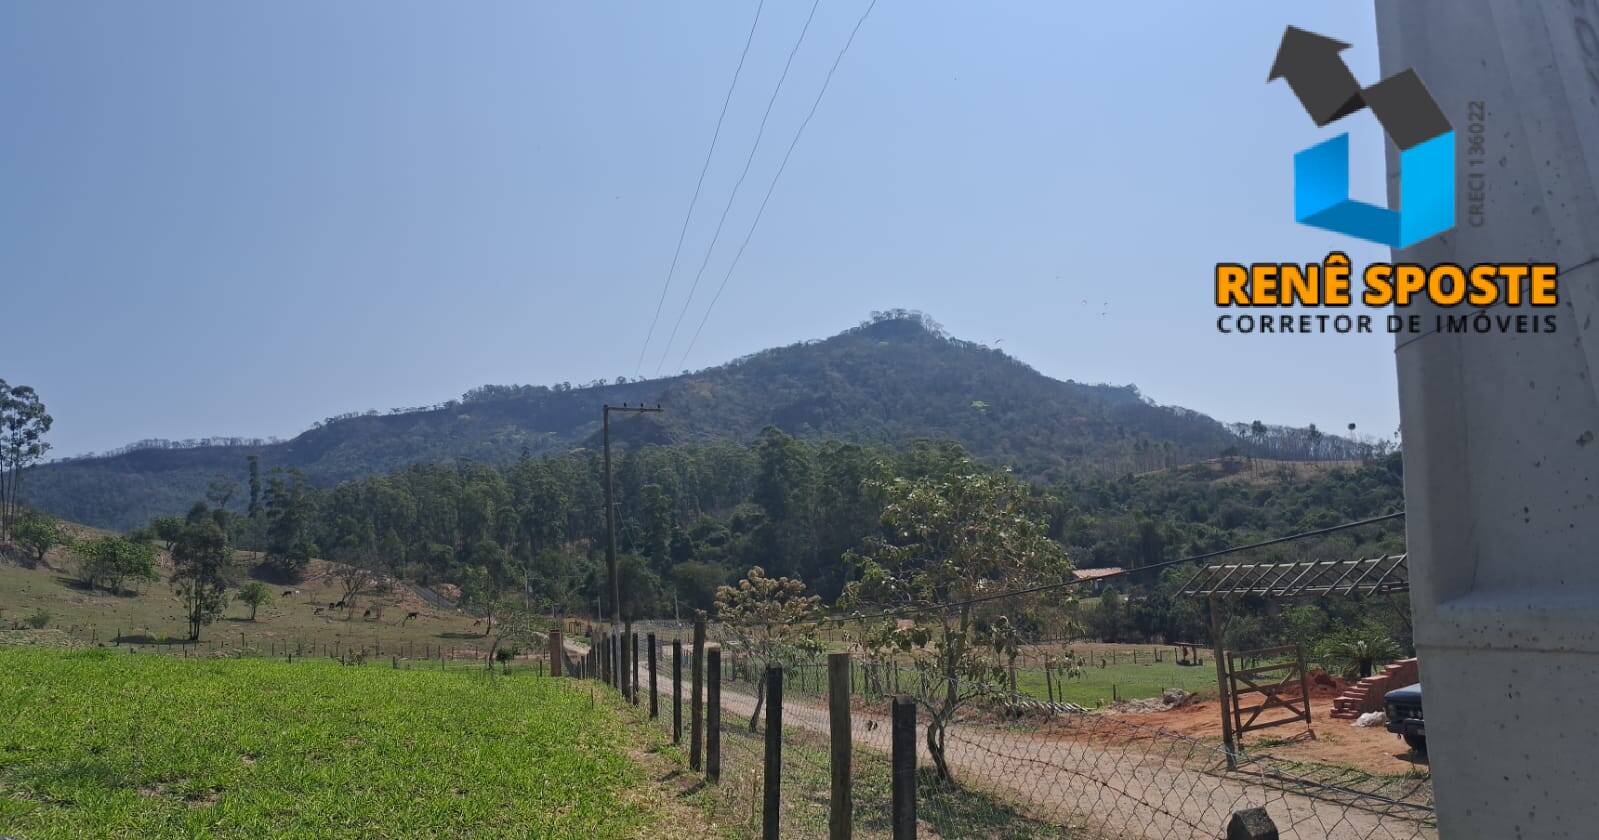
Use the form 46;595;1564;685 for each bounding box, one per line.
649;658;1435;840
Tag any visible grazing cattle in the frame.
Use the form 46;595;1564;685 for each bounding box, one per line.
472;619;482;627
314;607;324;616
363;609;372;619
402;611;419;626
282;589;297;598
334;600;346;609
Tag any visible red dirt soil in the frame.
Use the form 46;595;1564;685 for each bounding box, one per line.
1108;694;1430;777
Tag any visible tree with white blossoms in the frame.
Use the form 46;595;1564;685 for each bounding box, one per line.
842;461;1073;783
716;566;822;731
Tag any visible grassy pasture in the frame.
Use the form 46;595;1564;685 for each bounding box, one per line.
0;648;659;839
0;551;588;663
762;643;1221;708
1012;659;1218;706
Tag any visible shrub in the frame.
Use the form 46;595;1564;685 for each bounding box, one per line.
25;609;52;629
1314;624;1403;679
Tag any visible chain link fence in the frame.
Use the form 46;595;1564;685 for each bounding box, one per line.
577;622;1435;839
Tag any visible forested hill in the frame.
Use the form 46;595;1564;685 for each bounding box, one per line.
26;313;1346;530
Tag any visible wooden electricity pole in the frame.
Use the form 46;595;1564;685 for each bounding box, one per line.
603;403;663;643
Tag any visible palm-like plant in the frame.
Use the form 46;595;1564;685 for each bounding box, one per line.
1314;626;1403;679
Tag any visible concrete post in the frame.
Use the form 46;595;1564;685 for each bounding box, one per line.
1378;2;1599;836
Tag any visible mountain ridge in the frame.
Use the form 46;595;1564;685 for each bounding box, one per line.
24;313;1323;530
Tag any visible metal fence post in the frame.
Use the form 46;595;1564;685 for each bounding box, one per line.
829;652;853;840
892;695;916;840
648;632;659;718
763;665;784;840
673;638;684;744
691;612;706;771
707;646;722;783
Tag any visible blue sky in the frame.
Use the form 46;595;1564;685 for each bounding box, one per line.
2;2;1395;458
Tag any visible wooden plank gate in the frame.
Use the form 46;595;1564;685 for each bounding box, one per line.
1225;644;1313;737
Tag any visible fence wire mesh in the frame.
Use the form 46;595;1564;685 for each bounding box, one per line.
605;625;1435;840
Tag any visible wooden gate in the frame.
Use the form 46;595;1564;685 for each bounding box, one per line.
1226;644;1313;736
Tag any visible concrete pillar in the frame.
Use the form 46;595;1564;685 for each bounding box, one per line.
1377;2;1599;837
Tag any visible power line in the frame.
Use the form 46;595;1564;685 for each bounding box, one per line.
653;0;825;376
678;0;880;371
825;510;1407;624
634;0;769;378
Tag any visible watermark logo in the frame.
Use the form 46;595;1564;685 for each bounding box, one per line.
1270;26;1454;248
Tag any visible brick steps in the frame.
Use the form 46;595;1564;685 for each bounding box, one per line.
1329;658;1418;719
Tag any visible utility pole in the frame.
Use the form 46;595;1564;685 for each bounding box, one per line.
603;403;663;640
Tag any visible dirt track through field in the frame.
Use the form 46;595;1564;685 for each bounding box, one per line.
645;655;1434;840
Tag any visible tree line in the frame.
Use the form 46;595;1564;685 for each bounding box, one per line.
179;429;1405;641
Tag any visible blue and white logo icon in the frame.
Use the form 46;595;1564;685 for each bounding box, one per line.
1271;26;1455;248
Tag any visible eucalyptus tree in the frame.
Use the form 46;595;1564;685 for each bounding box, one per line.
0;380;52;540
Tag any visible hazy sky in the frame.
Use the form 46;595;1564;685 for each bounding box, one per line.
3;2;1396;458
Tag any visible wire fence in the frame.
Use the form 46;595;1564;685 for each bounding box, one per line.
17;617;1435;837
3;620;553;674
570;623;1436;840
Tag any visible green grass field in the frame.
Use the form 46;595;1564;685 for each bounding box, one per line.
1012;659;1218;706
801;646;1219;708
0;648;661;839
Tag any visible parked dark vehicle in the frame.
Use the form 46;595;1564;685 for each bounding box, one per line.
1384;683;1425;753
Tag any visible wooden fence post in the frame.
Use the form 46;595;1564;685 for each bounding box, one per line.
549;628;564;678
691;612;706;771
829;652;853;840
892;695;917;840
632;629;641;706
648;632;659;718
621;622;632;700
707;646;721;783
763;665;783;840
614;632;624;693
673;638;684;744
1209;596;1238;770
